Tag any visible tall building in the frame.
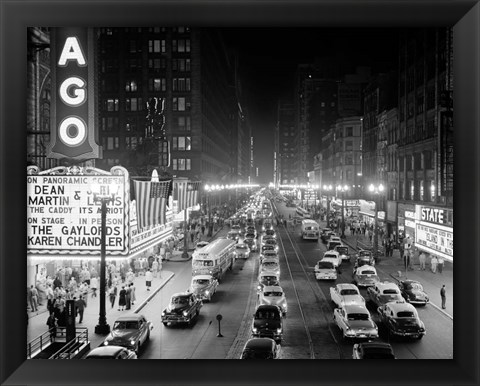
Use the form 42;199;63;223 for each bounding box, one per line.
96;27;248;185
275;100;296;185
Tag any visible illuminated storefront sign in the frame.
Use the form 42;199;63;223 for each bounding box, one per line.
415;222;453;261
27;166;128;255
47;28;101;160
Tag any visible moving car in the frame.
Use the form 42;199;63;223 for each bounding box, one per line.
257;272;280;293
321;250;342;268
234;243;251;259
352;342;396;359
354;249;375;267
398;279;429;306
261;244;277;254
240;338;281;359
251;304;283;343
264;229;276;239
260;250;279;264
161;292;202;326
243;237;257;252
320;228;335;243
103;314;153;354
262;238;279;253
258;285;287;315
352;265;380;288
367;282;403;308
377;300;426;339
226;231;240;242
259;258;281;276
314;260;337;281
85;346;137;359
334;245;350;262
188;274;218;302
327;239;343;251
330;283;365;308
333;304;379;340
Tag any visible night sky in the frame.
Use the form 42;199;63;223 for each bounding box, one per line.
221;28;400;184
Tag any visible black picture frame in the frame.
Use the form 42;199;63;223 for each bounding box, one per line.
1;1;479;385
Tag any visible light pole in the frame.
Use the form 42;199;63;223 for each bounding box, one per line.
323;184;333;227
368;183;385;263
205;185;213;237
92;183;119;335
337;184;349;238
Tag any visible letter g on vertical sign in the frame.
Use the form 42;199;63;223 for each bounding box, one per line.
47;28;102;160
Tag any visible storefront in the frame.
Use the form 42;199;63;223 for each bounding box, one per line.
358;199;386;232
414;205;453;262
397;203;416;242
385;200;398;241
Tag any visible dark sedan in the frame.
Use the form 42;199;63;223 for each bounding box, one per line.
102;314;153;354
85;346;137;359
398;279;429;306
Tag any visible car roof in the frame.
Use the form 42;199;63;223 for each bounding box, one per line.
336;283;359;291
114;314;145;322
263;285;283;292
385;300;417;313
259;272;279;278
376;282;400;291
192;274;213;280
236;243;248;247
86;346;127;357
171;292;193;298
255;304;281;311
356;265;377;273
343;304;370;314
401;279;420;285
244;338;276;351
324;251;340;257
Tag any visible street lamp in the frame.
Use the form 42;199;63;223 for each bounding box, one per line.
323;185;333;227
368;183;385;263
91;183;120;335
205;184;213;237
337;184;349;238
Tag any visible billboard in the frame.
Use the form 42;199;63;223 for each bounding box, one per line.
27;165;129;255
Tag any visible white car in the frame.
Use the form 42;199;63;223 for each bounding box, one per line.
258;285;287;315
260;258;280;276
352;265;380;288
330;283;365;308
321;250;342;268
314;260;337;281
333;304;379;340
234;243;251;259
260;250;279;263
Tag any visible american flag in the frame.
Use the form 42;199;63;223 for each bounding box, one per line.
174;180;200;211
134;179;171;231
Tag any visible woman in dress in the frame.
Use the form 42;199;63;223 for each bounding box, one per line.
118;286;126;311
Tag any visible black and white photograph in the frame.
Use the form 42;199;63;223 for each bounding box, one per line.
26;26;453;360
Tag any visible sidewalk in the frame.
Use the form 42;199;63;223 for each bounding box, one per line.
332;224;453;319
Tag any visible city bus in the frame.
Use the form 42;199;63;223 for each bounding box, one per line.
301;219;320;240
191;238;236;282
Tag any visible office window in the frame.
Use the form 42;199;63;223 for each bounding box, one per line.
148;39;166;53
346;127;353;137
177;116;191;131
399;181;404;200
409;180;414;200
106;98;119;112
125;136;137;150
430;180;436;202
419;180;424;201
126;98;143;112
172;78;191;92
149;77;166;92
172;58;191;72
125;80;138;92
172;39;191;52
172;136;191;151
172;97;190;111
148;58;167;72
172;158;191;170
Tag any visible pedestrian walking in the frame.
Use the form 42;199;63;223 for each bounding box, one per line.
130;283;136;305
440;284;446;309
108;285;117;308
74;295;87;323
46;284;54;313
80;282;89;306
46;312;57;342
145;269;153;291
430;256;438;273
419;251;426;270
437;256;444;274
160;245;166;262
125;284;132;310
90;276;98;297
152;260;159;278
28;285;39;312
158;260;163;278
118;286;126;311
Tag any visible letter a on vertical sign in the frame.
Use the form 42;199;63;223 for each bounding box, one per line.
47;28;102;160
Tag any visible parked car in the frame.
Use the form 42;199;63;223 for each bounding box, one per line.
188;274;218;302
259;258;281;276
261;244;277;254
251;304;283;343
264;229;276;239
226;231;240;242
398;279;429;306
257;272;280;294
377;300;426;339
240;338;281;359
314;260;337;281
258;285;287;315
85;346;137;359
321;250;342;268
354;249;375;267
234;243;251;259
352;265;380;288
260;250;279;263
327;239;343;251
320;228;335;243
161;292;202;326
330;283;365;308
102;314;153;354
262;238;279;253
352;342;396;359
367;282;403;308
333;304;379;340
334;245;350;262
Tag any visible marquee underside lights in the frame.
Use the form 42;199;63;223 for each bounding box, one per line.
47;28;101;160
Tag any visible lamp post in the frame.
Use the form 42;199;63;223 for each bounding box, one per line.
92;183;119;335
323;184;333;227
368;183;385;263
337;184;349;238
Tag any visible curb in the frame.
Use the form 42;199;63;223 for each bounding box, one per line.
133;272;175;314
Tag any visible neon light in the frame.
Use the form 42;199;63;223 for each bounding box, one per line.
58;116;87;146
58;37;86;66
59;77;86;106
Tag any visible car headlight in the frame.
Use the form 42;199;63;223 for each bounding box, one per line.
183;310;188;317
346;330;356;336
205;290;209;295
209;270;212;274
161;311;165;316
277;328;282;334
252;327;258;333
130;339;135;346
104;341;109;346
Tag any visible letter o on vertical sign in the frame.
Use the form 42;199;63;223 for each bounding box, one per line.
58;116;87;146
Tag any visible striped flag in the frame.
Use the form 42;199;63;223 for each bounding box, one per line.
134;179;172;231
174;180;200;211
